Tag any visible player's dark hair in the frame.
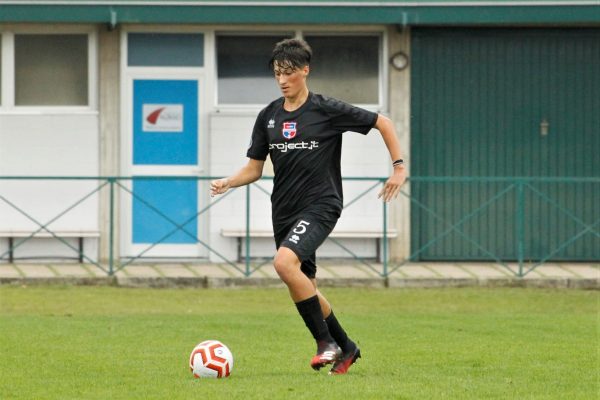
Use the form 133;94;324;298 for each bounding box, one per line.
269;38;312;70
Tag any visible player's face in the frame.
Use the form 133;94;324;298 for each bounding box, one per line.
274;62;309;99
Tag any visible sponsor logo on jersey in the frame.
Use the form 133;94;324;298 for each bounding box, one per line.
269;140;319;153
282;122;297;139
268;119;275;129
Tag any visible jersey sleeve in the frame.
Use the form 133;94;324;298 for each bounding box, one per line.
246;108;270;161
320;95;378;135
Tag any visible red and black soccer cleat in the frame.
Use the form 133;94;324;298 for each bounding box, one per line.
310;340;342;370
329;347;361;375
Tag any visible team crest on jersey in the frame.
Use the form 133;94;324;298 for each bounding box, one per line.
282;122;297;140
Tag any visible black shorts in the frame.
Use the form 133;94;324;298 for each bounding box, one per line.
274;211;338;279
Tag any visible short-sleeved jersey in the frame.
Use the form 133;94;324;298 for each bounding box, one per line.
247;92;378;227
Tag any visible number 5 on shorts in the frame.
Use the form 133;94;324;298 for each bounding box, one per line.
293;220;310;235
288;220;310;243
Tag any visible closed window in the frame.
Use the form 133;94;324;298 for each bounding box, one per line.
217;34;291;104
305;34;380;104
216;32;382;106
15;34;88;106
128;33;204;67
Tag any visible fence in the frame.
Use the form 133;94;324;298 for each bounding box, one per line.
0;176;598;278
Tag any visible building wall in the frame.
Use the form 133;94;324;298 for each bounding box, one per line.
0;23;407;264
117;25;400;263
0;112;100;261
0;24;100;261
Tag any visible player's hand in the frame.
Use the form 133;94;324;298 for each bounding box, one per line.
378;167;407;202
210;178;231;197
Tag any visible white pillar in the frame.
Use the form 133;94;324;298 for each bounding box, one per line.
98;25;121;266
388;26;412;262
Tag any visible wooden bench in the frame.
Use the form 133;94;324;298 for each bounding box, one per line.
0;231;100;263
221;229;398;262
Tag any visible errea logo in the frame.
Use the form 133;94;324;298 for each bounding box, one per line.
268;119;275;129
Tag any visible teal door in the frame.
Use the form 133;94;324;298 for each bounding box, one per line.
410;28;599;261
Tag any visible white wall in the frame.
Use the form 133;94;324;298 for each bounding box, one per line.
0;113;100;261
208;112;268;261
207;112;390;262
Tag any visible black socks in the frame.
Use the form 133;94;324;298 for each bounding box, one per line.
295;295;335;343
295;296;357;354
325;310;356;354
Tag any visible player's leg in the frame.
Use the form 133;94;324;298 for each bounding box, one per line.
311;278;361;375
273;246;315;302
274;217;342;370
273;247;340;369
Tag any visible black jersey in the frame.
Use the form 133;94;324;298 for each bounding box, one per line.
247;92;378;227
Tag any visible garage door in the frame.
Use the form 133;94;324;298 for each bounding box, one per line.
410;28;599;261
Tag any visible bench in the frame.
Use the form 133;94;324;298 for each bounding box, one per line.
0;231;100;263
221;229;398;262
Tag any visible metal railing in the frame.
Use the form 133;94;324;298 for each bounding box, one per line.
0;176;598;278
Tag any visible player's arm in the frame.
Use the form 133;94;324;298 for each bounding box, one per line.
375;114;407;202
210;158;265;197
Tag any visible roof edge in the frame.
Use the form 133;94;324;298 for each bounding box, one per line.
0;1;598;6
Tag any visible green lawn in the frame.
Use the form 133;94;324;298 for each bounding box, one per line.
0;286;597;399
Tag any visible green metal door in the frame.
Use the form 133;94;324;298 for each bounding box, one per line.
410;28;599;261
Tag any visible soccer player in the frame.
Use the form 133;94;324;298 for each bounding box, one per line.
210;39;407;374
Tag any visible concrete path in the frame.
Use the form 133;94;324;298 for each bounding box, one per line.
0;262;597;289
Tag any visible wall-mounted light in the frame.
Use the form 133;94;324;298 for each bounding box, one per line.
390;51;409;71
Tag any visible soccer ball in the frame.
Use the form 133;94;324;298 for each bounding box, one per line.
189;340;234;378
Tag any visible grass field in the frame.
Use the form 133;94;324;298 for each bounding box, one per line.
0;286;597;399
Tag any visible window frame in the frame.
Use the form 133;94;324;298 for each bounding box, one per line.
214;26;388;113
0;25;98;113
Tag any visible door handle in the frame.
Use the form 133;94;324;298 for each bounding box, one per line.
540;119;549;136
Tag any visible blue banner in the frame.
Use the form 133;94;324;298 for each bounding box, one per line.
133;79;198;165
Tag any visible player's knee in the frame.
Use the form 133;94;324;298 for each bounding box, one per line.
273;250;299;282
273;255;291;280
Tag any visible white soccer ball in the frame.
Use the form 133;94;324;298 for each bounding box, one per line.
189;340;234;378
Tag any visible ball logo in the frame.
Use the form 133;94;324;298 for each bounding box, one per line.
282;122;297;140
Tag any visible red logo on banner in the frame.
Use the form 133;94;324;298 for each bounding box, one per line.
146;107;166;125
